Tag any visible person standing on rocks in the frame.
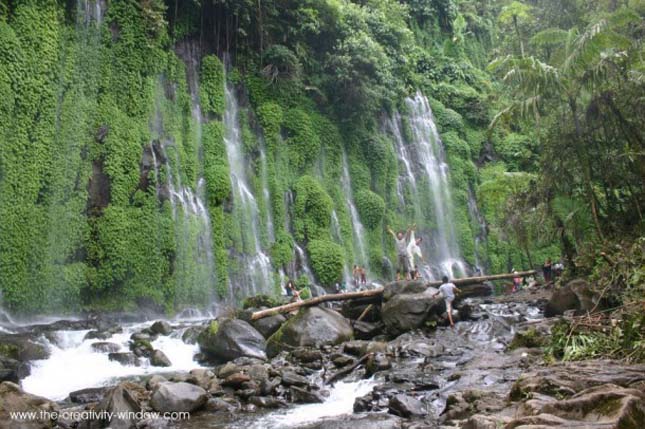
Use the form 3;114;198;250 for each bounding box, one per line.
387;225;412;281
407;227;424;280
359;266;367;285
543;258;553;283
431;276;461;328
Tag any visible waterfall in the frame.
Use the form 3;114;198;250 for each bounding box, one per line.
149;79;217;303
467;188;488;275
223;83;274;297
341;151;369;273
260;146;275;243
388;92;467;279
78;0;104;27
331;210;353;288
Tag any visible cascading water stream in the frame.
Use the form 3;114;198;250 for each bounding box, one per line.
467;187;488;275
388;92;467;279
223;81;274;297
20;321;203;401
341;151;369;277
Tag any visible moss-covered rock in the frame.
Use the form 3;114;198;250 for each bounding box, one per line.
266;307;353;357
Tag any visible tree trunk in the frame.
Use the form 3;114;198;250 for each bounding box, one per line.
250;271;537;320
513;15;525;57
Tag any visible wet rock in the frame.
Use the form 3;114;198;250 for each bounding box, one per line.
150;321;172;336
131;331;156;342
366;353;392;377
380;291;441;336
188;369;215;389
299;413;403;429
84;330;112;340
146;375;167;391
246;364;270;386
88;382;146;429
260;377;282;396
281;371;309;387
222;372;251;388
0;355;27;382
511;384;645;428
388;394;426;417
252;314;286;339
150;382;208;413
150;349;171;367
0;336;49;361
352;320;384;340
108;352;140;366
0;381;58;428
266;307;353;357
249;395;285;408
199;319;267;362
204;397;238;412
290;386;326;403
291;348;323;363
343;340;369;356
181;326;202;345
509;360;645;400
443;390;507;421
462;414;510;429
91;342;121;353
69;387;108;404
382;280;429;300
218;362;241;379
332;354;354;367
130;338;154;358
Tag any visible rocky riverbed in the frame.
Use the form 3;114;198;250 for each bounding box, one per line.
1;283;644;428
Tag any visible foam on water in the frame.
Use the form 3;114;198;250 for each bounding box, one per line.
21;323;201;401
249;378;377;428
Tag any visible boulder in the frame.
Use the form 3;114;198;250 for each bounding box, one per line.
511;384;645;428
544;279;596;317
150;321;172;336
150;350;171;367
290;386;326;403
89;382;146;429
252;314;286;339
0;381;58;429
150;382;208;413
267;308;353;357
108;352;140;366
91;342;121;353
0;335;49;361
382;280;428;301
181;326;202;345
69;387;108;404
281;371;309;387
84;330;112;341
388;394;426;417
198;319;266;362
380;290;442;336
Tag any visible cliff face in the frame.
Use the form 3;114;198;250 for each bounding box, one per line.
0;1;556;313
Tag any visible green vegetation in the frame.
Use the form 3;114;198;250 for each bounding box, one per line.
0;0;642;327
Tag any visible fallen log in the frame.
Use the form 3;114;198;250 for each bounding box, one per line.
250;270;537;320
426;270;536;287
251;288;383;320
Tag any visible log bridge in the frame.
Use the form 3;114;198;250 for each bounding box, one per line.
251;270;537;320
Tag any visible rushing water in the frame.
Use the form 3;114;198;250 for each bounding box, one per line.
246;379;377;429
467;187;488;275
341;151;368;276
223;82;274;297
21;321;203;401
388;92;468;279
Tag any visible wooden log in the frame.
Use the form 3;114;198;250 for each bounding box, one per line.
250;270;537;320
425;270;536;287
250;288;384;320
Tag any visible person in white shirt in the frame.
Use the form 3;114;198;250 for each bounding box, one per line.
431;276;461;327
407;229;424;279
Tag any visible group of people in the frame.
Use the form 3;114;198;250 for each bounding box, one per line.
352;265;367;286
387;224;424;281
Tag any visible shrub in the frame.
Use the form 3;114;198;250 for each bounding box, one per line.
355;189;385;229
307;240;345;286
293;175;333;242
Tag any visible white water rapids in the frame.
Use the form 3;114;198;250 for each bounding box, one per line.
20;321;202;401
